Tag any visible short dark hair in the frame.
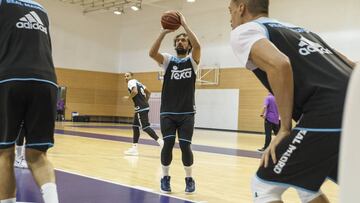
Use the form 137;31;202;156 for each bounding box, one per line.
232;0;269;15
173;33;192;53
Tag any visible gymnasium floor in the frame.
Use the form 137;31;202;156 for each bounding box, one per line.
16;122;338;203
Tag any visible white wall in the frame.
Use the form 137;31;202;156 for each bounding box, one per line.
118;0;360;72
270;0;360;61
147;90;240;130
195;89;239;131
37;0;122;73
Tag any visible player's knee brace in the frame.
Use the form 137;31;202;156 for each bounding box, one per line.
142;127;159;140
297;189;323;203
251;175;287;203
179;140;193;166
161;136;176;165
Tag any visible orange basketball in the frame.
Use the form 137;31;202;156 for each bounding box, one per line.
161;11;181;30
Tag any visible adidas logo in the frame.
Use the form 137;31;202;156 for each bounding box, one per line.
298;35;332;56
16;11;48;34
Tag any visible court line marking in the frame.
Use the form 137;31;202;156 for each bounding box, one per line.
55;168;207;203
54;129;261;159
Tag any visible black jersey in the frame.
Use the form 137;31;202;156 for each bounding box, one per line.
128;79;149;112
0;0;57;85
160;54;197;115
250;18;351;122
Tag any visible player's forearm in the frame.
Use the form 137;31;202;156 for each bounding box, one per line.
149;32;166;58
182;24;200;50
130;91;137;98
267;63;294;132
146;93;151;101
261;107;266;117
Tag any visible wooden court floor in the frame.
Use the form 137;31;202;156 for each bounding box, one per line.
48;122;338;203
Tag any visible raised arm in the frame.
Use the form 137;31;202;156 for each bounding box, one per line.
149;29;174;65
250;38;294;168
176;11;201;64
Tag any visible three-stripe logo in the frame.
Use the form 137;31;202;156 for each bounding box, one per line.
16;11;48;34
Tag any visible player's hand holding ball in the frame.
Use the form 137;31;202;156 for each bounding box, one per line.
175;11;187;27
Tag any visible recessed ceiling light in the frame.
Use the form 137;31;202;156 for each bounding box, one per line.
131;5;139;11
114;10;122;15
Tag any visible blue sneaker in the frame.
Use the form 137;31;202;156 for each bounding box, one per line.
160;176;171;193
185;177;195;194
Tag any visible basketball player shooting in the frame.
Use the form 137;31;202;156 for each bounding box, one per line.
149;11;201;194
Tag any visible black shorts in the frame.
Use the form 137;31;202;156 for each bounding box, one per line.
160;114;194;143
0;81;57;151
133;110;151;129
257;114;340;192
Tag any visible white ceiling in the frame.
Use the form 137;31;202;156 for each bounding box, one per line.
55;0;227;15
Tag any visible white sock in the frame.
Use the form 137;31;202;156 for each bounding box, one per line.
132;143;138;148
184;166;192;178
15;145;23;158
157;139;164;146
162;165;170;177
41;183;59;203
0;198;16;203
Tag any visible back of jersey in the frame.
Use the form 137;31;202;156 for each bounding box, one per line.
254;18;352;117
0;0;57;83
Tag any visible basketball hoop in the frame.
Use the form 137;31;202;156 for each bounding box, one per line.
196;64;220;86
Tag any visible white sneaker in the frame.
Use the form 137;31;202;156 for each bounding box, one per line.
124;147;139;156
14;156;28;169
157;139;164;148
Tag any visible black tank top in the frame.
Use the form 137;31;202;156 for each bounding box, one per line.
161;55;196;115
0;0;57;84
252;18;351;121
128;79;149;112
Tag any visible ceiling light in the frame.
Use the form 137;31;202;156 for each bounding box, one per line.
114;10;122;15
113;7;124;15
131;5;139;11
187;0;196;2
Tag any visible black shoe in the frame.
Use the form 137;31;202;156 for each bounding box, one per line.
160;176;171;193
185;177;195;194
257;148;265;152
